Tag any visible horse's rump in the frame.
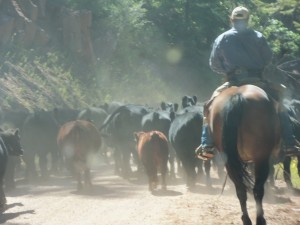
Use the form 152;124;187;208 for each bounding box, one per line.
206;84;281;224
209;84;280;162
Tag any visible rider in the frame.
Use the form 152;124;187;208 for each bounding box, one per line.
196;6;300;159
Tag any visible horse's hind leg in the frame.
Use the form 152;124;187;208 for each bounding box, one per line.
228;167;252;225
234;182;252;225
254;161;269;225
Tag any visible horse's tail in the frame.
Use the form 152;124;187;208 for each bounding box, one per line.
222;93;253;191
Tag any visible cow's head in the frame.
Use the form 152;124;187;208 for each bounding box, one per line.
0;129;23;156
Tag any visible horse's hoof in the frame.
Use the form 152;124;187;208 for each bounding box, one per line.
256;216;266;225
241;215;252;225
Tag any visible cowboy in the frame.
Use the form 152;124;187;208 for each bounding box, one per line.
196;6;300;159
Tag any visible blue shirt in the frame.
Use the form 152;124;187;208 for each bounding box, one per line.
209;28;272;75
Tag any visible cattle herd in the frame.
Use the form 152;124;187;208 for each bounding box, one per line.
0;96;300;212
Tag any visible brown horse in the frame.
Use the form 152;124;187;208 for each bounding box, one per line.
207;84;280;225
57;120;101;191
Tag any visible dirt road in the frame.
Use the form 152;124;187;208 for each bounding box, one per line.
1;162;300;225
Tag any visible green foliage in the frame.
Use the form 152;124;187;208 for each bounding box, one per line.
262;19;300;59
2;0;300;110
0;48;91;111
250;1;300;60
274;158;300;189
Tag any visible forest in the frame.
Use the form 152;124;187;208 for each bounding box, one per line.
0;0;299;111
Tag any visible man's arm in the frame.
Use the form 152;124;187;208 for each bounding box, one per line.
209;37;226;74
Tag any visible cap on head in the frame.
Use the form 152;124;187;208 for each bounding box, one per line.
231;6;249;20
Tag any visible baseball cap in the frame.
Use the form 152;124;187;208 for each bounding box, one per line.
231;6;249;20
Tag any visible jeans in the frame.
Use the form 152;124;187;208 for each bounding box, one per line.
200;124;214;147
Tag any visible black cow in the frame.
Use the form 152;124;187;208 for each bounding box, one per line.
141;105;176;178
169;106;206;188
160;102;179;113
53;107;81;125
0;109;29;190
181;95;198;108
100;104;151;178
0;109;29;130
0;128;23;209
77;107;108;128
269;102;300;188
168;95;225;189
21;110;60;181
99;101;125;114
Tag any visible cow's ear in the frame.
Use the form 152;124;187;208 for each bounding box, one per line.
192;96;198;105
134;132;139;142
173;103;179;112
160;102;166;110
169;111;176;121
14;129;20;137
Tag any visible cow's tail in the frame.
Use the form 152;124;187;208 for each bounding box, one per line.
222;93;253;191
150;131;168;158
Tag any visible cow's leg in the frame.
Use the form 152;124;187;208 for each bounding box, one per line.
144;164;155;192
283;156;292;188
204;160;212;187
24;153;38;181
213;153;226;180
168;146;176;179
268;162;275;188
161;162;168;190
0;177;7;209
113;148;122;175
39;152;48;180
73;161;83;191
76;171;83;191
196;159;204;182
84;169;92;188
50;149;59;174
298;156;300;177
121;148;132;178
4;157;16;190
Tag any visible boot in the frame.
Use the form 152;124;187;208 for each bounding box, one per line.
195;120;215;160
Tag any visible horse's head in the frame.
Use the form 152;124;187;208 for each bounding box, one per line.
0;129;23;156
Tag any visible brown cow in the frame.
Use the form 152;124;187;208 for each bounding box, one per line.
57;120;101;191
134;131;169;192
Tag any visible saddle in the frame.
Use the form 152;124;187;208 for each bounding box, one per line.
203;75;284;117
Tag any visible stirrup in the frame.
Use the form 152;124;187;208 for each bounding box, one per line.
196;146;215;160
